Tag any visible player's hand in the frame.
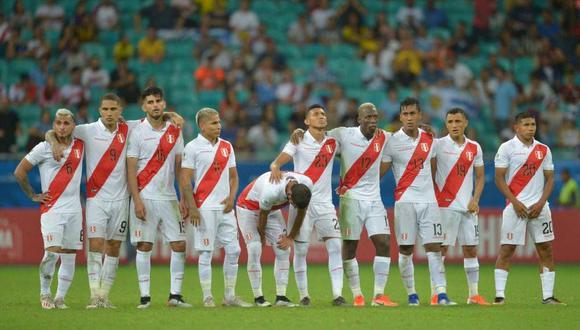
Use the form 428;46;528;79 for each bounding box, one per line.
32;192;52;204
269;166;282;183
527;201;545;219
190;207;201;226
419;124;435;137
467;199;480;214
134;199;147;221
117;115;126;123
169;113;184;128
277;236;293;250
179;199;189;219
290;129;305;145
512;200;529;219
51;144;65;162
221;197;234;213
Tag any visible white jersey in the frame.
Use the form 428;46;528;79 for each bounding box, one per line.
126;119;184;200
384;128;437;203
182;135;236;210
494;136;553;207
433;135;484;211
328;127;389;201
74;119;140;201
282;130;337;204
25;139;84;213
237;171;313;211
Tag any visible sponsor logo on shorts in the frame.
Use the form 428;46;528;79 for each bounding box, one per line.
507;232;513;240
203;238;210;246
401;233;408;240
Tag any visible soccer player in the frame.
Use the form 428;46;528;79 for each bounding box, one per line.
493;111;564;305
126;86;190;309
431;108;489;305
14;108;84;309
269;104;345;306
180;108;251;308
383;97;454;306
236;171;313;307
45;93;184;308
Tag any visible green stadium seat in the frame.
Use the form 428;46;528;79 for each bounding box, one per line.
276;104;294;125
513;57;536;85
82;43;107;59
197;90;224;109
17;104;42;125
123;104;144;120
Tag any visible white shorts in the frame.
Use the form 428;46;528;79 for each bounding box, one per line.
40;211;83;250
288;202;341;242
130;199;187;245
338;198;389;240
236;206;286;246
86;198;129;241
193;209;238;251
500;204;554;245
394;202;443;245
440;208;479;246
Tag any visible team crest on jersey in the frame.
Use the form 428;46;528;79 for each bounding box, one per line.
507;233;513;240
373;143;380;152
535;151;543;160
167;134;175;144
74;148;81;159
117;133;125;143
221;148;229;157
465;151;473;161
326;145;334;153
203;238;210;246
420;143;429;152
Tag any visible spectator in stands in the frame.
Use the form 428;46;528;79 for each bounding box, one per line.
207;1;230;32
9;73;37;105
423;0;448;29
276;69;303;105
309;55;336;89
328;85;349;119
0;97;20;153
109;60;140;104
372;13;396;41
492;67;517;127
138;27;165;63
449;21;477;56
35;0;65;31
193;20;214;60
522;73;555;107
229;0;260;42
340;98;359;126
0;13;11;53
94;0;119;31
474;68;498;108
59;38;88;71
60;67;90;108
38;76;61;109
533;53;563;87
420;60;445;87
10;0;33;30
312;0;335;32
248;112;279;157
134;0;184;38
4;27;28;59
26;26;51;59
544;99;564;132
380;89;400;120
202;41;232;70
317;16;340;45
508;0;538;38
396;0;424;31
393;37;422;78
113;34;134;62
341;13;366;46
335;0;367;27
81;57;110;88
75;102;94;125
394;57;417;88
288;13;315;46
29;56;51;88
558;169;579;208
225;57;249;91
57;25;76;52
74;13;98;43
258;39;286;71
362;49;390;91
558;117;579;151
220;89;243;122
473;0;496;41
194;55;225;92
234;127;252;159
445;54;473;90
34;110;52;135
255;70;278;105
250;24;270;56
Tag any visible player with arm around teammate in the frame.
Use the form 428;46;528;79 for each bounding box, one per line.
430;108;489;305
493;111;564;305
236;171;313;307
180;108;252;308
14;109;84;309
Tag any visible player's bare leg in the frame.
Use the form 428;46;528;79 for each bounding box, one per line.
167;241;191;308
54;248;77;309
343;239;364;306
40;246;60;309
494;244;516;305
370;234;397;307
87;238;105;309
323;237;345;306
398;245;419;305
461;245;489;305
536;242;564;305
98;239;121;308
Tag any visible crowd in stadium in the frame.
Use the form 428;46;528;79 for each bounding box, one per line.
0;0;578;158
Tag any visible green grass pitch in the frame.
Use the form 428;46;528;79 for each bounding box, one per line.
1;264;578;329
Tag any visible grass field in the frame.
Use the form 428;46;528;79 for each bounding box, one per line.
0;264;578;329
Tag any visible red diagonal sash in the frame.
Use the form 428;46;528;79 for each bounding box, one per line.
436;142;478;207
137;125;180;191
237;177;289;211
86;123;128;198
507;144;548;204
194;140;231;208
337;131;386;196
394;132;433;201
41;139;84;214
303;139;336;184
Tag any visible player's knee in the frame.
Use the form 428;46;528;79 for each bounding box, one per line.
246;241;262;261
370;235;390;255
89;238;105;252
224;242;241;258
325;238;341;256
462;245;477;258
46;246;61;253
499;244;516;258
294;241;309;258
536;242;553;259
273;246;290;259
423;243;441;253
170;240;186;252
198;250;213;264
399;245;414;255
105;240;122;257
137;242;153;252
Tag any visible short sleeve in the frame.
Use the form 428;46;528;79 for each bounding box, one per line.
327;127;344;143
383;136;394;162
25;142;48;166
174;132;184;154
259;187;276;211
126;127;140;158
228;143;236;168
127;120;141;130
494;143;509;168
181;142;196;170
542;146;554;171
381;131;390;162
430;137;437;159
474;143;484;167
282;140;297;157
73;124;89;141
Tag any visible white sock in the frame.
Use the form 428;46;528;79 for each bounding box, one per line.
494;269;508;298
373;256;391;297
39;251;59;296
398;253;416;295
293;242;309;299
170;250;186;295
427;251;446;294
246;241;263;298
55;253;76;300
136;250;151;297
430;255;446;296
274;246;290;296
100;255;119;298
344;258;362;297
540;267;555;300
325;238;343;299
464;258;479;297
223;243;240;300
87;251;103;298
198;250;213;299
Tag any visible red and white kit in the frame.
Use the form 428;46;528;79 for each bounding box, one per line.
127;120;186;244
328;127;390;240
182;135;237;251
495;136;554;245
25;139;85;249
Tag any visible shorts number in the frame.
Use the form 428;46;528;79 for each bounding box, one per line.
119;220;128;233
433;223;442;236
332;218;340;230
474;224;479;237
79;229;84;242
178;221;186;234
542;222;553;235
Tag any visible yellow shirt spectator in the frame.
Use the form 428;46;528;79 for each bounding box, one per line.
138;28;165;63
